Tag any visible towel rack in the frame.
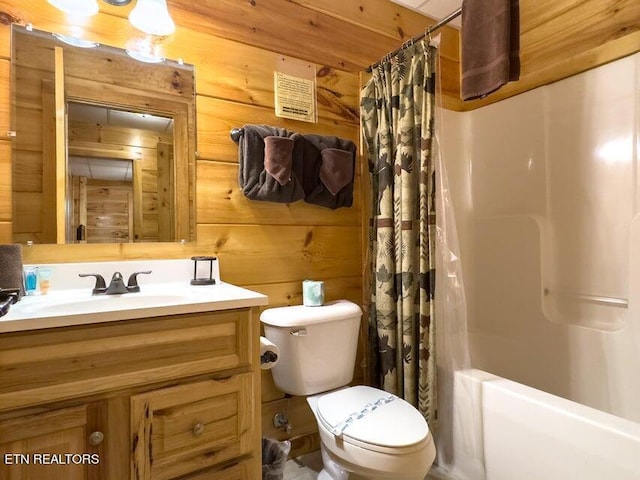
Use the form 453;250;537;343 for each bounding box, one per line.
543;288;628;308
230;128;243;142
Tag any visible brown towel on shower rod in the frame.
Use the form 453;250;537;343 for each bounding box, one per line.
461;0;520;101
0;244;25;299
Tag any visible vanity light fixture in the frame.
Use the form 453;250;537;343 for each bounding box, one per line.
128;0;175;36
47;0;99;16
48;0;176;37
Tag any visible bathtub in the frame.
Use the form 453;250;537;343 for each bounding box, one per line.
441;369;640;480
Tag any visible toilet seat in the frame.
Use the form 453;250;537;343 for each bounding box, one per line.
316;385;430;454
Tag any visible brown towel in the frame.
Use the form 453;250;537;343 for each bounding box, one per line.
461;0;520;101
234;125;305;203
301;134;356;210
264;136;295;186
0;244;25;299
319;148;354;196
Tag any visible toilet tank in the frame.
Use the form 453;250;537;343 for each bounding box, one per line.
260;300;362;396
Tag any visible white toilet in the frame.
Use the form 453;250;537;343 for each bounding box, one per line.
260;299;436;480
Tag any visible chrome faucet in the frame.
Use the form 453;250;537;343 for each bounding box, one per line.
79;271;151;295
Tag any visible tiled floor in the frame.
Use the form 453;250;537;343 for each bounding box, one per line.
284;451;322;480
284;450;449;479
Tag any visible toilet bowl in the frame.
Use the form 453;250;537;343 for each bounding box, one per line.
308;386;436;480
260;300;436;480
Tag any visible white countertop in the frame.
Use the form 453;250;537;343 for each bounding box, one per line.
0;281;268;333
0;259;268;333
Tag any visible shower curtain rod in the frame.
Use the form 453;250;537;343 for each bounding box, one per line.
366;7;462;73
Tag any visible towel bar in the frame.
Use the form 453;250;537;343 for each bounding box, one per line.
230;128;243;142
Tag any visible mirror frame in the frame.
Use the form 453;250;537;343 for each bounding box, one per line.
11;24;197;245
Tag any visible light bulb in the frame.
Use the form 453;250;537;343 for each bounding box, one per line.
129;0;175;36
47;0;99;16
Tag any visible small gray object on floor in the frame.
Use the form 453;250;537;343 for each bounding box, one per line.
262;437;292;480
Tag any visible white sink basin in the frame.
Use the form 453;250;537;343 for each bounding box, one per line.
0;281;268;333
19;293;193;315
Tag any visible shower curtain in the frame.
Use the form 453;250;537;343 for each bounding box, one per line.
360;40;437;427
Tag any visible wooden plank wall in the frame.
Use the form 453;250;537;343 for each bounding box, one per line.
0;0;638;459
75;178;133;243
68;120;174;243
0;0;445;458
461;0;640;109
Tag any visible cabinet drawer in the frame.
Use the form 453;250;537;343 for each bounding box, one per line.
0;309;254;411
131;373;256;480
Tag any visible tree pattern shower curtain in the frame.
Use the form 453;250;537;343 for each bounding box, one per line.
360;40;437;427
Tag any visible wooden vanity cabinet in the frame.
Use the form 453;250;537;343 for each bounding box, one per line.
0;307;262;480
0;404;104;480
130;373;255;480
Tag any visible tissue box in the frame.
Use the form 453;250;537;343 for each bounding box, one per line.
302;280;324;306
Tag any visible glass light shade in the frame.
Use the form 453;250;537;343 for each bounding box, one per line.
129;0;175;36
47;0;99;16
53;33;99;48
125;49;165;64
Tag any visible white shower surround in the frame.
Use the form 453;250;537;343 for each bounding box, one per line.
438;52;640;478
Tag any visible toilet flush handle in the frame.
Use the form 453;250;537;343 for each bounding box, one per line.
289;328;307;336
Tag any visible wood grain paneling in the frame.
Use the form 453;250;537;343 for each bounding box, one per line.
246;277;362;315
196;96;358;163
0;141;10;221
183;30;360;123
169;0;413;72
2;0;638;465
460;0;640;110
196;225;362;286
166;0;461;108
0;59;9;135
291;0;460;61
0;310;249;411
196;160;361;226
0;222;10;242
68;121;173;149
131;374;254;480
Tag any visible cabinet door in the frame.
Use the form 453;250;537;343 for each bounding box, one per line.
0;405;102;480
131;373;257;480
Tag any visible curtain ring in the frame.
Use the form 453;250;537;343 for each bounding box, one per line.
424;27;432;45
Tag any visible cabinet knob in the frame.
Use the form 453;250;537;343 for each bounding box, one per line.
192;423;205;437
89;431;104;446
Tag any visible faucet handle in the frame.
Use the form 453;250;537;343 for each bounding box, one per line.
79;273;107;295
127;270;152;293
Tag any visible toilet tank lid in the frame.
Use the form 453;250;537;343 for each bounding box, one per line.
260;299;362;327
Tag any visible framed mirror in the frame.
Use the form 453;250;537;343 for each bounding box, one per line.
11;25;196;244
